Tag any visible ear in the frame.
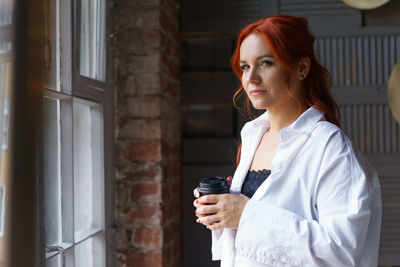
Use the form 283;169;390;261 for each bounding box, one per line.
296;57;310;80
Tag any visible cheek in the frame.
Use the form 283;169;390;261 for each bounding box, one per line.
241;74;249;89
268;72;289;89
241;73;246;83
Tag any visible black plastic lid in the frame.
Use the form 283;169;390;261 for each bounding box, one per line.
198;176;230;195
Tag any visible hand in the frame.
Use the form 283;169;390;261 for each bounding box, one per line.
193;193;249;230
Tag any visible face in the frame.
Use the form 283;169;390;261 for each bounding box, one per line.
239;33;292;110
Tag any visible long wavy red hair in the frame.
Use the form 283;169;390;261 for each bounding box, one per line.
232;14;340;166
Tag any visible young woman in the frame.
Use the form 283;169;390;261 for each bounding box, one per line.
193;15;382;267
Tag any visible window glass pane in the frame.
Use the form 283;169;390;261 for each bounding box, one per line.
0;64;11;172
43;96;61;245
43;0;60;91
1;94;9;150
79;0;106;82
0;0;13;26
74;233;105;267
0;2;13;169
0;74;8;261
73;100;103;240
46;254;60;267
0;67;8;238
0;184;5;237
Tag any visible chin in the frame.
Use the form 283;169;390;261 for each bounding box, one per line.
250;101;268;110
252;105;266;110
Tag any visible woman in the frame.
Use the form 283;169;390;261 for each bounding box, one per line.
193;15;382;267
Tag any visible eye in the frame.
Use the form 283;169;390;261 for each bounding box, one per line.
261;60;274;66
240;64;250;71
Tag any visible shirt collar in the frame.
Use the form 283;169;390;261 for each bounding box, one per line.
288;106;326;136
241;106;326;137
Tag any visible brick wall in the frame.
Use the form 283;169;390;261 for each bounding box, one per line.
112;0;181;266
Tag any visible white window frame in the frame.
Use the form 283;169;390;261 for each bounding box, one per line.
40;0;114;266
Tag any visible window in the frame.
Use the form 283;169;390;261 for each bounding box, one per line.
79;0;106;81
0;51;11;239
43;93;106;267
0;0;13;258
42;0;110;266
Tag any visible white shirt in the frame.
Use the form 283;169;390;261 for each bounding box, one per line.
211;107;382;267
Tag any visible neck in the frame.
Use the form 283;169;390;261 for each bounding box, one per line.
266;100;308;134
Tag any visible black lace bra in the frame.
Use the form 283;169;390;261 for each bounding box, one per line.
241;169;271;198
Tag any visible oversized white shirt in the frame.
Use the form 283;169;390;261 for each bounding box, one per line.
211;107;382;267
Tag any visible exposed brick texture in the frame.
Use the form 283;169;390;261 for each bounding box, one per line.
113;0;181;266
131;227;163;249
131;182;162;203
129;141;162;161
119;119;161;139
117;251;162;267
126;97;162;118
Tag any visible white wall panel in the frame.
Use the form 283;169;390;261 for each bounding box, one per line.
339;104;400;154
378;173;400;264
316;35;400;87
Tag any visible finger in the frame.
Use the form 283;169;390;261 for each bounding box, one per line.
197;194;220;205
193;188;200;198
207;221;224;231
195;212;208;219
193;198;202;208
195;210;213;219
196;204;219;216
194;203;213;218
197;213;221;226
194;209;202;218
193;198;208;209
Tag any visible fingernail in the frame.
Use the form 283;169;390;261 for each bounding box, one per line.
196;200;198;203
196;219;200;223
195;210;197;214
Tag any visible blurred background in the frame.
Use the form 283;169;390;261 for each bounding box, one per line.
0;0;399;266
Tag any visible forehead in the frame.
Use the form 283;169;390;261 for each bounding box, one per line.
239;33;272;59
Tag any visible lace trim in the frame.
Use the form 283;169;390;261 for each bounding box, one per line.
241;169;271;198
248;169;271;175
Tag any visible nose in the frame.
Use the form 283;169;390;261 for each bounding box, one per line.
247;67;261;84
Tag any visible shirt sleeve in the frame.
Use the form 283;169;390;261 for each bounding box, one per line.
211;229;223;260
235;131;376;266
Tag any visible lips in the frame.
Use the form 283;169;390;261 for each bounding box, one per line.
250;89;267;95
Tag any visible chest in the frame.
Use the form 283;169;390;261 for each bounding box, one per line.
250;131;280;170
239;130;325;219
256;137;325;219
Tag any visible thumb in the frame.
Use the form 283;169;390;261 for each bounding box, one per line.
193;188;200;198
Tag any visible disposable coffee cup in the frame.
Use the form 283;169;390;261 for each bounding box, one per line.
197;176;230;196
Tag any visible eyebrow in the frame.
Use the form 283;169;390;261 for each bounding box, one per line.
240;54;274;63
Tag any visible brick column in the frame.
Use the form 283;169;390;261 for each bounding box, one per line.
112;0;181;266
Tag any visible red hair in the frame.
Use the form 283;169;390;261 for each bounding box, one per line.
232;14;340;166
